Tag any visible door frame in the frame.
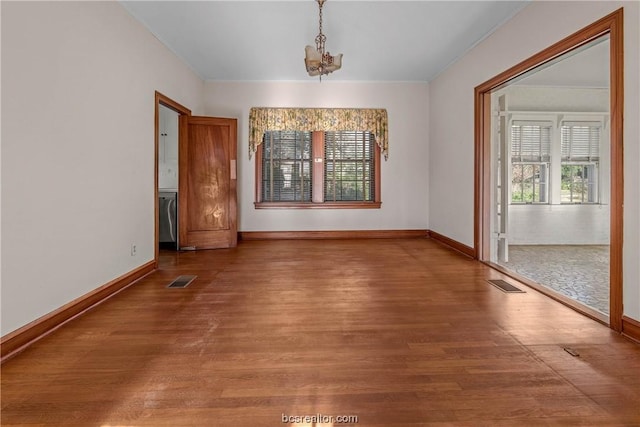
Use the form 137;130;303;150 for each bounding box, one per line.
474;9;624;331
154;91;191;265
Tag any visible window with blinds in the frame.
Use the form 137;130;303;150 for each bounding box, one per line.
510;121;551;203
561;123;600;161
261;131;312;202
257;130;380;207
324;131;375;202
560;122;601;203
511;121;552;162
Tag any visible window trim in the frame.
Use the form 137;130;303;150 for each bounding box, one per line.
255;131;381;209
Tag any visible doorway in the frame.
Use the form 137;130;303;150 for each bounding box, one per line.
154;92;191;264
491;37;611;320
154;92;239;259
474;10;624;331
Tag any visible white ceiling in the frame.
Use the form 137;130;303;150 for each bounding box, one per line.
120;0;530;82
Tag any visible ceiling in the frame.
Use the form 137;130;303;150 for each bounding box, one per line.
120;0;530;82
513;37;610;88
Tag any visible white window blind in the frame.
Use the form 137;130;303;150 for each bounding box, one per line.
511;121;552;162
561;122;601;161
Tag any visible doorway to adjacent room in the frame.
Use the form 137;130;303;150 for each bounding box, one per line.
474;10;624;330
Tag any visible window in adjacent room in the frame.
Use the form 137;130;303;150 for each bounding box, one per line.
560;122;600;203
510;121;551;203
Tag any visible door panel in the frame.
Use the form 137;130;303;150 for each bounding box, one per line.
179;116;237;249
187;124;230;231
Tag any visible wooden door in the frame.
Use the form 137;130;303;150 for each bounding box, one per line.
178;116;237;249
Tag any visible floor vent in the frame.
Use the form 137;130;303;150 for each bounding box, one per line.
564;347;580;357
167;275;197;288
487;279;525;293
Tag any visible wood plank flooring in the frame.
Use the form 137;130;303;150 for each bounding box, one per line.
2;238;639;426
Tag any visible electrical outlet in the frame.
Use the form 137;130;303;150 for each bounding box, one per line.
131;244;137;256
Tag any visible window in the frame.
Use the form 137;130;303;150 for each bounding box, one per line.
510;122;551;203
261;131;312;202
324;131;375;202
512;163;548;203
256;130;380;208
561;123;600;203
561;164;597;203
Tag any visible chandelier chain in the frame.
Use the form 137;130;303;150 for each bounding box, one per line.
319;0;323;35
315;0;326;53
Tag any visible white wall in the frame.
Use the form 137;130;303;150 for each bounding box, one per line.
203;81;429;232
158;105;179;190
509;205;610;245
1;1;205;335
506;86;609;112
626;3;640;323
428;1;640;319
0;0;4;317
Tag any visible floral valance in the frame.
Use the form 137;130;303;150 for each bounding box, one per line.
249;108;389;160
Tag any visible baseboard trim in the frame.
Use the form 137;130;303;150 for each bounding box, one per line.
1;260;156;363
239;230;429;240
622;316;640;343
428;230;476;258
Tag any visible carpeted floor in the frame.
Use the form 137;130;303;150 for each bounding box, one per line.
499;245;609;315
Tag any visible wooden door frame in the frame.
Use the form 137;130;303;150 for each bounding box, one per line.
474;9;624;331
154;91;191;266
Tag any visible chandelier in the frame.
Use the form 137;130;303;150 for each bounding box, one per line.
304;0;342;80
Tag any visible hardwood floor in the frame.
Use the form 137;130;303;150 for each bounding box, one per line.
2;238;639;426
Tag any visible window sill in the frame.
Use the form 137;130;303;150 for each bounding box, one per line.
254;202;382;209
510;202;602;206
559;202;601;205
510;202;550;205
